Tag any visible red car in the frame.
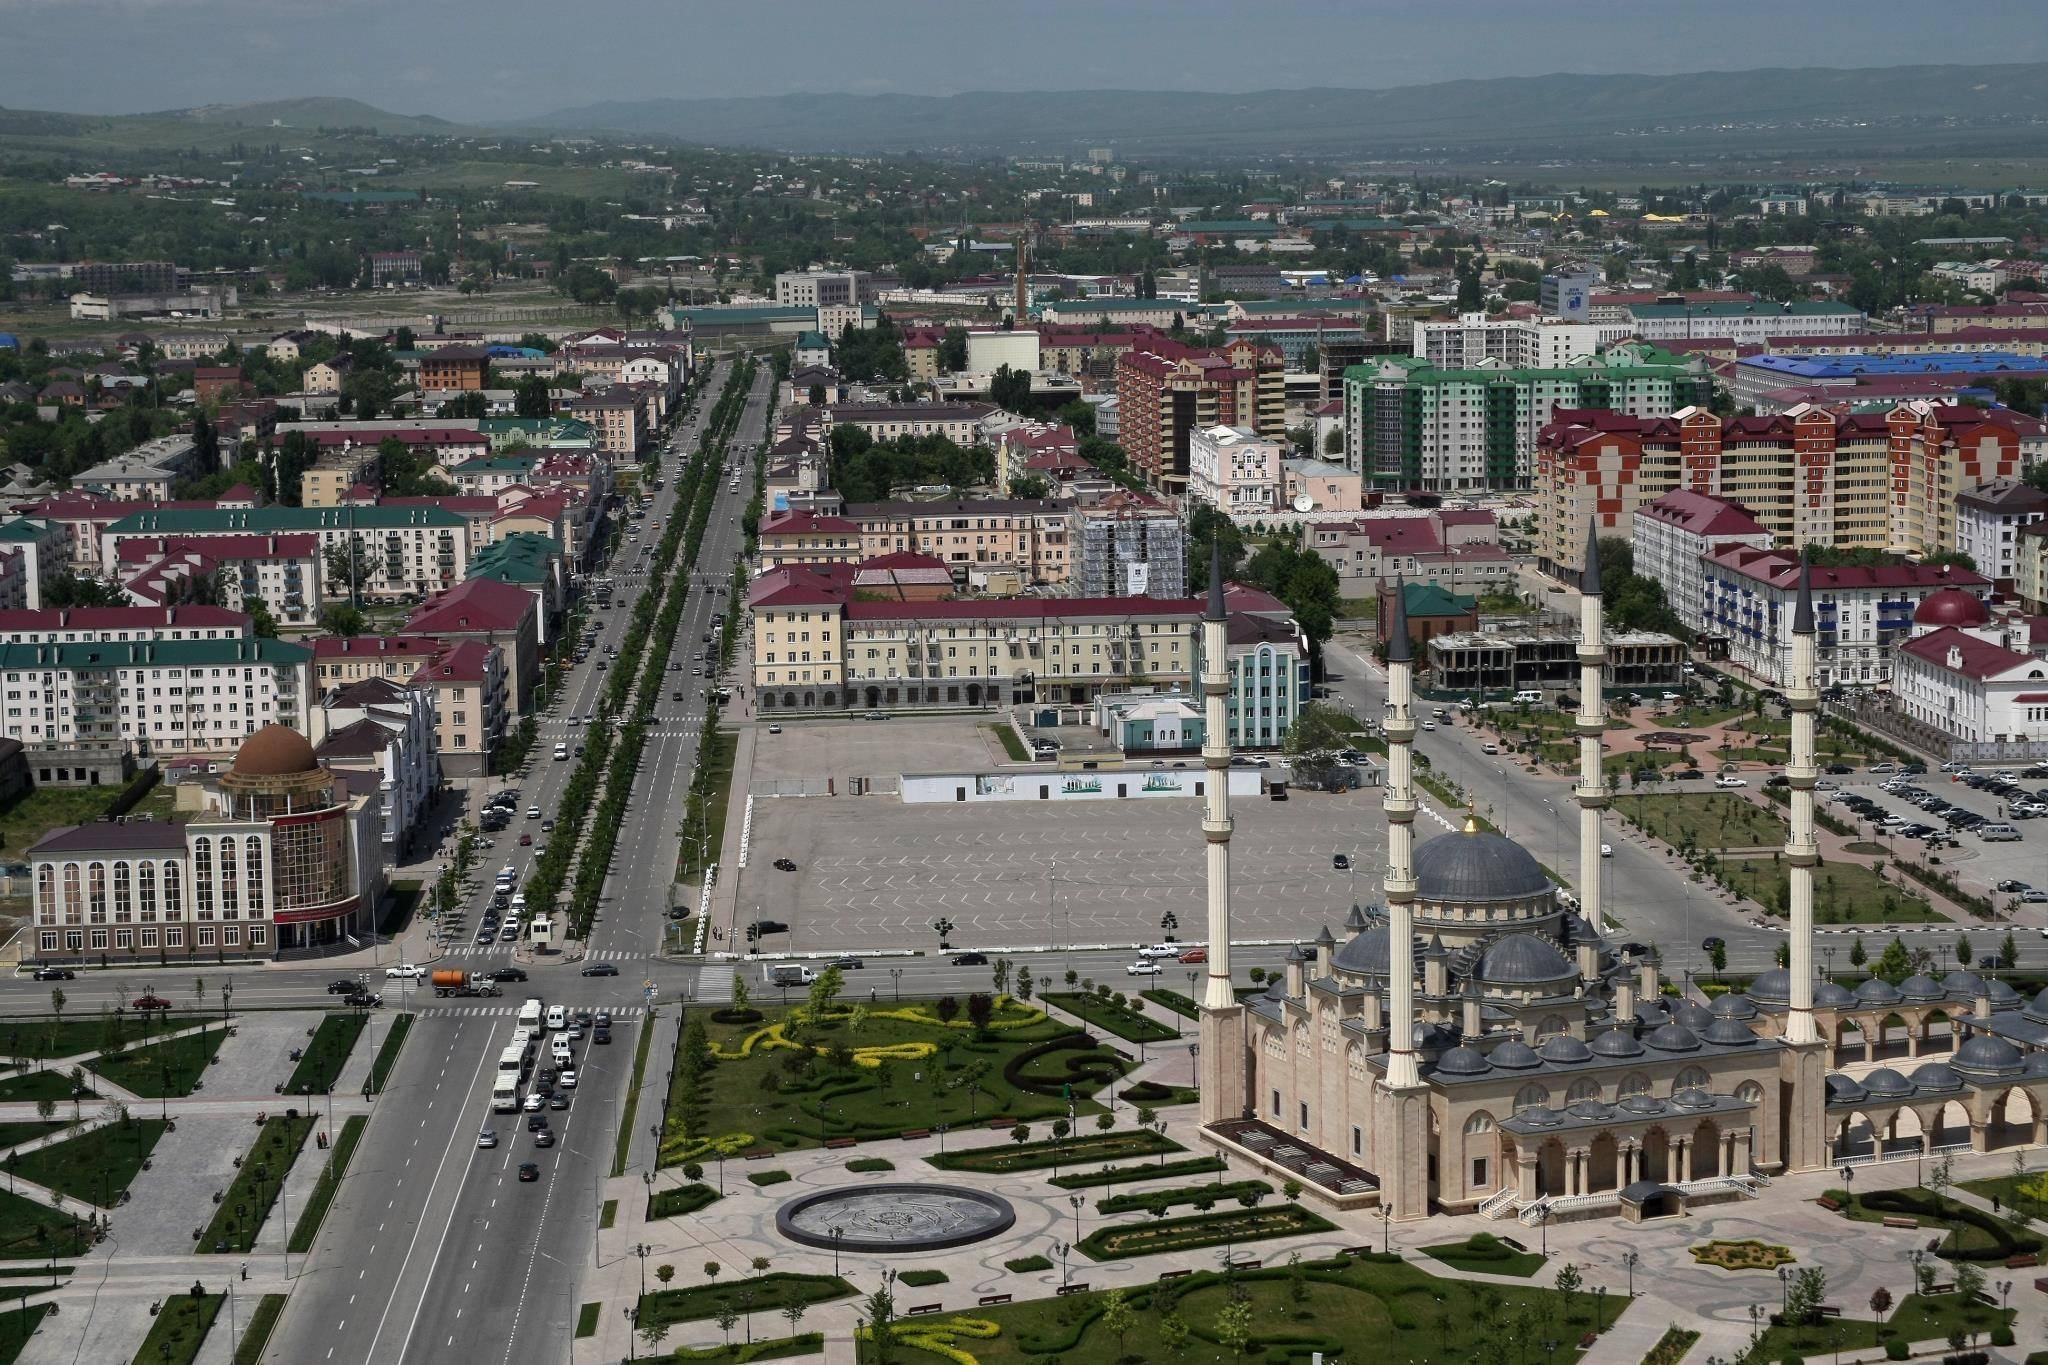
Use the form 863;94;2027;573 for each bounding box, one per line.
132;995;172;1011
1178;947;1207;964
518;833;532;846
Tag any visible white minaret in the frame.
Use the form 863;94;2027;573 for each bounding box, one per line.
1382;580;1421;1090
1784;555;1821;1046
1575;520;1612;935
1200;541;1236;1012
1197;542;1247;1126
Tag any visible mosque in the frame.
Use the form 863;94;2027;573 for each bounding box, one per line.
1191;528;2048;1223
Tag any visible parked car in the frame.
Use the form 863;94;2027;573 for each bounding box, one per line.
1331;853;1351;871
30;967;74;982
1713;775;1747;789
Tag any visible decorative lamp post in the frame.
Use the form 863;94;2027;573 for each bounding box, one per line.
1621;1250;1639;1298
830;1225;844;1276
1068;1194;1084;1242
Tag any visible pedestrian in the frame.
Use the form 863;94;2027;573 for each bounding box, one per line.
240;1262;248;1281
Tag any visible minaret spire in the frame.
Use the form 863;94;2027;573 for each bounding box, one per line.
1575;520;1612;935
1195;538;1246;1126
1783;553;1821;1045
1382;577;1420;1090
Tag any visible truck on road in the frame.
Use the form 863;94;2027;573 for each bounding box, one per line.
430;970;502;998
768;963;815;987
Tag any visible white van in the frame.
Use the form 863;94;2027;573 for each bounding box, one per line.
551;1035;573;1064
517;999;544;1030
491;1075;520;1112
1513;690;1544;704
497;1045;527;1076
545;1004;568;1031
510;893;528;914
553;743;569;761
768;963;814;987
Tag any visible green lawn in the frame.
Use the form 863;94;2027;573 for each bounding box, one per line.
0;1125;66;1153
1421;1232;1548;1277
8;1117;166;1207
661;1001;1133;1165
932;1128;1179;1175
1077;1204;1335;1260
670;1333;824;1364
0;783;180;859
1720;858;1942;924
678;730;737;881
1049;1156;1229;1189
0;1012;184;1063
0;1072;84;1104
0;1305;50;1365
283;1014;367;1096
88;1029;223;1097
0;1187;90;1260
1098;1180;1271;1217
1041;992;1179;1044
1613;792;1787;852
131;1291;220;1365
366;1014;413;1095
1755;1293;2009;1357
231;1294;286;1365
650;1183;721;1219
987;723;1030;763
288;1114;366;1255
912;1255;1589;1365
613;1010;656;1177
197;1115;314;1253
576;1302;600;1338
636;1272;855;1332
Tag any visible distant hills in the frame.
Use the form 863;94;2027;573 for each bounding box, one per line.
532;62;2048;159
159;97;462;137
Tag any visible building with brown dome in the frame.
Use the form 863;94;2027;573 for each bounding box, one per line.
26;724;386;963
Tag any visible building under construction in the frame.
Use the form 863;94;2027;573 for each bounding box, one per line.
1424;627;1685;695
1074;495;1187;599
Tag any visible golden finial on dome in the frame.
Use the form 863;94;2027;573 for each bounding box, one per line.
1462;804;1481;834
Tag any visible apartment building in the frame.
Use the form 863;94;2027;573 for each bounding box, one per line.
399;578;542;716
102;505;470;603
757;511;864;569
1895;619;2048;749
408;638;507;778
1117;337;1285;496
1631;491;1776;636
1411;313;1635;369
0;636;311;755
418;347;490;393
310;677;440;857
845;498;1074;586
773;270;873;308
1955;479;2048;593
1533;406;1894;581
1890;404;2031;565
1622;300;1865;343
567;388;647;457
820;403;995;446
1302;511;1512;599
112;533;323;625
1073;492;1186;599
1345;348;1713;494
1185;424;1283;519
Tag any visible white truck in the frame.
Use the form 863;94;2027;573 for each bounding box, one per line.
768;963;815;987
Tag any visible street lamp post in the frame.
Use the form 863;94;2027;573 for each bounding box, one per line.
1621;1250;1639;1298
1379;1204;1391;1255
1069;1193;1084;1242
888;968;902;1003
830;1226;844;1276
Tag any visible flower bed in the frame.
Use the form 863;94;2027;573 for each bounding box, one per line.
1689;1239;1795;1271
1077;1204;1336;1261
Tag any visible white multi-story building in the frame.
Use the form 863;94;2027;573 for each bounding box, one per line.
0;636;311;755
1622;301;1866;343
1186;424;1282;520
311;676;441;858
1630;490;1775;635
0;606;253;646
1411;313;1635;369
102;506;469;603
1895;621;2048;746
1955;478;2048;592
773;270;872;309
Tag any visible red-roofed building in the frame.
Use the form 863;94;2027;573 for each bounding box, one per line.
851;551;954;601
1302;511;1511;598
111;533;322;625
1701;544;1990;685
758;510;863;569
1116;336;1284;495
0;606;252;645
1632;491;1775;634
1895;626;2048;749
400;578;541;714
408;638;508;776
995;423;1079;489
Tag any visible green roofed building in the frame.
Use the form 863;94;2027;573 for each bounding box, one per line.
466;531;563;636
477;417;595;452
1340;351;1715;494
102;505;470;603
0;636;312;754
1375;580;1477;652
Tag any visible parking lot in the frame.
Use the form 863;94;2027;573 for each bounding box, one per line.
1823;765;2048;910
734;780;1432;953
750;715;1007;792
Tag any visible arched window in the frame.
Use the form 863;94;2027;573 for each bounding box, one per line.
1566;1078;1603;1104
35;865;54;925
218;838;238;917
1512;1083;1550;1114
87;862;106;924
1673;1066;1712;1095
1463;1110;1496;1135
245;837;265;913
192;839;213;919
1536;1014;1570;1040
137;862;156;923
1735;1080;1765;1105
61;864;81;924
113;862;131;923
1617;1072;1652;1099
162;861;182;921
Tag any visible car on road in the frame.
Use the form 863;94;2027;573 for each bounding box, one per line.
580;962;619;977
2023;890;2048;904
549;1092;570;1110
534;1129;555;1148
133;994;173;1011
1420;721;1437;731
518;1163;540;1182
1331;853;1351;871
1700;936;1726;952
1825;763;1855;775
31;967;74;981
768;725;783;734
1713;775;1747;788
829;956;863;970
1125;961;1163;977
1600;843;1613;857
519;833;532;846
527;1112;549;1131
559;1068;578;1088
342;991;382;1008
527;806;543;820
773;857;797;871
386;963;425;979
477;1128;497;1148
950;952;988;966
593;1027;611;1044
491;967;528;983
522;1092;545;1112
1178;947;1208;964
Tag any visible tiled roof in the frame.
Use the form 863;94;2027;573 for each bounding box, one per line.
402;578;535;635
112;534;320;563
411;638;496;685
31;823;188;855
1638;489;1771;539
760;510;860;536
0;606;248;633
1899;627;2044;681
313;636;445;660
1705;544;1992;592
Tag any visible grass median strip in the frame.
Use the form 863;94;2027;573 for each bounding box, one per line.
366;1014;413;1095
612;1011;657;1177
283;1013;367;1096
287;1113;366;1255
1077;1204;1336;1261
89;1028;223;1097
10;1115;166;1207
636;1272;854;1332
131;1291;220;1365
576;1302;600;1338
231;1294;286;1365
0;1305;49;1364
197;1114;314;1254
1041;991;1179;1044
0;1188;89;1259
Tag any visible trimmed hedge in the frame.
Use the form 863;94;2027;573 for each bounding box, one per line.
1000;1029;1127;1098
898;1269;948;1287
650;1183;721;1218
1856;1188;2042;1261
1097;1179;1271;1216
1077;1204;1336;1260
1049;1156;1227;1189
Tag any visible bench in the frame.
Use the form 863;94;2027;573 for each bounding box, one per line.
1819;1306;1843;1319
986;1119;1012;1131
977;1294;1012;1307
1343;1246;1377;1259
823;1137;858;1150
906;1304;943;1317
742;1147;777;1160
1226;1259;1262;1272
901;1129;930;1141
1881;1216;1919;1229
1157;1269;1193;1281
1816;1196;1842;1212
1927;1236;1943;1254
1056;1283;1090;1297
2009;1253;2040;1270
2034;1275;2048;1294
1500;1237;1528;1253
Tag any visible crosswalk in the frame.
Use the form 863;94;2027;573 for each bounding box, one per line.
436;944;660;960
425;1003;654;1018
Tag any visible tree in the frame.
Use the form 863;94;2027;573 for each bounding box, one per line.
1708;940;1727;980
935;996;959;1026
637;1320;671;1357
2001;929;2020;971
966;993;994;1034
1010;1124;1029;1145
1283;701;1357;790
715;1305;739;1345
806;965;844;1021
1243;529;1342;658
1869;1285;1893;1325
1554;1262;1583;1319
242;597;278;638
1015;966;1034;1002
1952;1259;1984;1307
48;988;65;1056
1955;932;1974;969
989;364;1033;413
320;603;365;637
1874;935;1913;986
1787;1265;1827;1327
1007;473;1051;499
864;1284;896;1362
703;1260;721;1281
513;374;552;419
937;327;969;374
1158;1310;1191;1358
782;1301;807;1339
1849;936;1868;970
1100;1288;1136;1361
437;392;489;420
655;1263;675;1286
1214;1300;1253;1363
1185;503;1246;586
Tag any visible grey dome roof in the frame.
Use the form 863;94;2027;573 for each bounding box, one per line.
1814;981;1858;1009
1953;1034;2025;1078
1331;920;1392;976
1855;977;1903;1006
1618;1094;1666;1115
1861;1067;1913;1097
1909;1061;1961;1091
1590;1028;1644;1057
1517;1105;1562;1127
1990;979;2022;1009
1747;968;1792;1005
1537;1034;1592;1064
2027;988;2048;1024
1672;1000;1715;1031
1434;1045;1491;1076
2026;1052;2048;1078
1487;1039;1542;1070
1566;1099;1612;1121
1898;974;1946;1003
1711;994;1760;1020
1701;1018;1760;1046
1672;1088;1714;1109
1414;827;1551;903
1476;933;1576;987
1825;1073;1868;1104
1942;970;1989;999
1643;1023;1702;1052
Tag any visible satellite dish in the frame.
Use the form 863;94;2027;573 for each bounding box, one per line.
1293;494;1314;513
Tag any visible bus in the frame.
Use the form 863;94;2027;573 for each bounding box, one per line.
497;1045;528;1077
517;998;544;1030
491;1075;520;1112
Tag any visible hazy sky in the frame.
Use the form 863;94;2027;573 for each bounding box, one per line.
5;0;2047;121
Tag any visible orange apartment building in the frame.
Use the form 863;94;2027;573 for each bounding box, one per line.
1115;336;1285;496
418;346;491;392
843;497;1075;586
757;510;864;568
